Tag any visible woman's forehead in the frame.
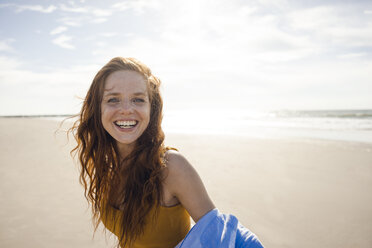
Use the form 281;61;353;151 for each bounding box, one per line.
104;70;148;93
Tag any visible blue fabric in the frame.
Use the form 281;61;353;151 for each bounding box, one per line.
175;209;264;248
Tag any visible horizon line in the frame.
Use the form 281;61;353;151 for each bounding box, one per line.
1;108;372;118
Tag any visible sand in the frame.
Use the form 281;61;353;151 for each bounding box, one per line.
0;118;371;248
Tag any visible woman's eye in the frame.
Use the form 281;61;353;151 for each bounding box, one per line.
133;98;145;103
108;98;119;103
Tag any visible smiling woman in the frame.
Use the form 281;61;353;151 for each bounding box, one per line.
68;57;263;248
68;57;208;247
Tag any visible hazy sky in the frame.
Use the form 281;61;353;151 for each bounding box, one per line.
0;0;371;115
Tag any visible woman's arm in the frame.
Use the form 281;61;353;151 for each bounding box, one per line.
164;150;215;222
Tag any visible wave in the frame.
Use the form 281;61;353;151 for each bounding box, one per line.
272;110;372;119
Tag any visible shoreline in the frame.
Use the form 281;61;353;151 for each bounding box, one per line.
2;116;371;145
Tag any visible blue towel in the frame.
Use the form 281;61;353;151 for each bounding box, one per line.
175;209;264;248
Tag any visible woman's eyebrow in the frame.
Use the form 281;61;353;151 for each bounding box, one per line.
133;92;147;96
103;92;120;97
103;92;147;97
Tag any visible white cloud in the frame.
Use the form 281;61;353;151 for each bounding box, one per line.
58;16;84;27
52;35;75;49
0;3;12;9
0;3;57;13
338;53;367;59
112;0;161;14
111;2;130;11
87;0;372;110
287;6;372;47
0;56;100;115
0;39;15;52
52;1;160;30
146;0;321;65
322;26;372;47
50;26;68;35
59;3;113;17
287;6;335;30
100;32;118;37
59;4;88;13
95;41;106;47
57;4;113;26
15;4;57;13
0;56;22;70
91;18;107;23
92;9;112;17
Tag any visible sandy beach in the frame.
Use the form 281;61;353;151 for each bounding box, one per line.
0;118;371;248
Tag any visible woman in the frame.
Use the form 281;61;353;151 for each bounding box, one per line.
70;57;215;247
70;57;264;248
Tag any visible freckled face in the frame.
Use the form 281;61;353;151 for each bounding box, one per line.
101;70;150;152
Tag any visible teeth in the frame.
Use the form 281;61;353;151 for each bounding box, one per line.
115;120;137;128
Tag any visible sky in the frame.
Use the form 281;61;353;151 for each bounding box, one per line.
0;0;371;116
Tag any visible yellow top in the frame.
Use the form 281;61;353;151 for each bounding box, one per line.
101;204;191;248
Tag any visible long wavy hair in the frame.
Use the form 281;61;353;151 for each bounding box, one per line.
69;57;166;247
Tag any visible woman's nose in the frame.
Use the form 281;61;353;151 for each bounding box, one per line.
119;100;133;114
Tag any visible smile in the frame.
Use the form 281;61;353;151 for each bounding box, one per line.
114;120;138;129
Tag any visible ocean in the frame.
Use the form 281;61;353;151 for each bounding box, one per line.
162;109;372;144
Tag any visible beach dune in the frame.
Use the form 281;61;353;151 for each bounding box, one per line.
0;118;371;247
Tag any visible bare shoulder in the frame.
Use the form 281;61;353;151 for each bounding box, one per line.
163;149;215;222
164;149;196;179
163;150;206;190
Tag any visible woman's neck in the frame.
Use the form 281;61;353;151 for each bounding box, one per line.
117;141;136;160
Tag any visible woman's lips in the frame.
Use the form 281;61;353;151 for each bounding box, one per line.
114;120;138;129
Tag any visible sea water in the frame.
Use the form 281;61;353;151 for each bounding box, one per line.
162;109;372;144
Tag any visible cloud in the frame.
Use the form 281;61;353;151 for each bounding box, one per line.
92;9;112;17
57;3;113;26
58;15;109;27
55;0;161;29
50;26;68;35
111;2;130;11
0;3;57;13
0;56;22;71
15;4;57;13
59;4;88;14
111;0;161;14
144;0;321;64
338;53;367;59
287;6;335;30
286;6;372;47
0;56;100;115
58;16;83;27
52;35;75;49
0;3;12;9
87;0;372;110
59;3;113;17
0;39;15;52
91;18;108;23
99;32;118;37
